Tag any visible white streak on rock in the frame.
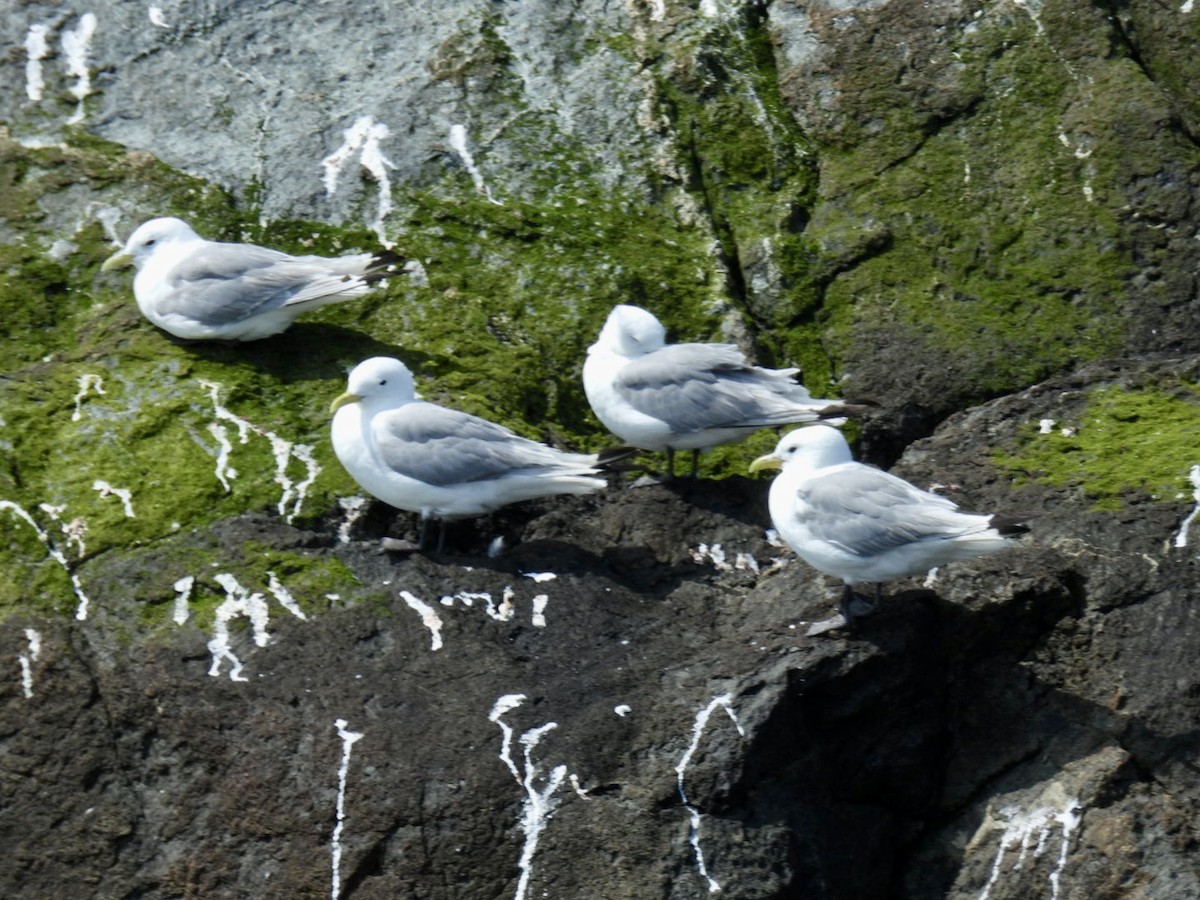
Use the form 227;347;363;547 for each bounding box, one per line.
448;124;501;204
1184;0;1195;13
24;24;51;103
40;503;88;558
614;704;632;717
487;535;506;558
18;628;42;699
1038;418;1056;434
734;552;759;573
531;594;549;628
331;719;364;900
207;573;271;681
488;694;567;900
61;13;98;124
490;693;527;779
568;773;591;798
199;380;317;522
267;571;308;621
1173;465;1200;548
148;6;169;27
172;575;194;625
498;585;516;621
206;422;238;490
271;438;321;524
92;480;135;518
691;543;730;571
400;590;444;650
321;116;396;246
71;373;106;422
523;571;557;583
267;432;298;517
0;500;91;619
336;495;367;543
675;693;744;894
978;798;1082;900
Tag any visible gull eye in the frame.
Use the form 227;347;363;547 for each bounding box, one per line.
379;379;388;386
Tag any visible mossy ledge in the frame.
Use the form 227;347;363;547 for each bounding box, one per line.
995;383;1200;511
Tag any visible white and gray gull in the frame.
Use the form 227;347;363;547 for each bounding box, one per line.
583;304;847;478
750;425;1029;629
101;217;402;341
331;356;618;551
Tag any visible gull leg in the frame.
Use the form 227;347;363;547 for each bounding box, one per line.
839;584;880;628
665;448;677;480
839;584;859;628
689;449;700;479
809;585;885;638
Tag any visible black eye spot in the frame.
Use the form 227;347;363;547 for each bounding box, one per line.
379;379;387;386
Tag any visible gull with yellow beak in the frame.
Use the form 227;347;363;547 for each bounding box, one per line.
750;425;1028;629
330;357;620;552
102;217;402;341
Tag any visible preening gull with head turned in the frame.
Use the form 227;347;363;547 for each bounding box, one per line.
101;217;402;341
331;357;618;551
583;304;848;478
750;425;1028;630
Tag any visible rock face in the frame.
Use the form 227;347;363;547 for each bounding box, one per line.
2;1;1199;897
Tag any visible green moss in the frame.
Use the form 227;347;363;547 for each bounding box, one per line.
995;385;1200;510
813;12;1133;399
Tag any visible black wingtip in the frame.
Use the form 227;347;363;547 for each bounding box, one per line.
364;249;408;283
991;514;1035;537
817;402;878;420
596;446;642;470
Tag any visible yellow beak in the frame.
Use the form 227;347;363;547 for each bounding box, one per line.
100;249;133;273
329;392;361;414
749;453;782;474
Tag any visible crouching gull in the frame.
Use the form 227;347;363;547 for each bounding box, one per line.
583;304;849;478
101;217;403;341
331;356;622;551
750;425;1029;631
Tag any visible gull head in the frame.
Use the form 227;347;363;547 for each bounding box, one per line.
591;304;667;358
750;425;854;474
331;356;417;414
101;217;201;272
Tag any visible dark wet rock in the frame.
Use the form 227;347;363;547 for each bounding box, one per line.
4;1;1200;897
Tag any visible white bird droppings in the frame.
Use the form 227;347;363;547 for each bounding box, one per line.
330;719;364;900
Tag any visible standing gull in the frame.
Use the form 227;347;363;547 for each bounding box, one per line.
101;217;402;341
331;357;616;551
750;425;1028;630
583;304;846;478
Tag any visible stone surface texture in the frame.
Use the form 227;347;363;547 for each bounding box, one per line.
2;1;1199;897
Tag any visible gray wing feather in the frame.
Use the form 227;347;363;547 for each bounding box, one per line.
796;468;985;556
616;343;821;433
160;242;362;325
373;402;585;486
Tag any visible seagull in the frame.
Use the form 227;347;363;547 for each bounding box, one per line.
582;304;847;478
750;425;1028;629
331;356;619;551
101;217;402;340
